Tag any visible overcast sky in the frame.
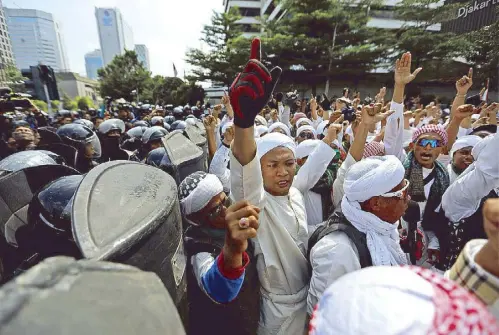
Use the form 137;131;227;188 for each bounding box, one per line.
3;0;224;77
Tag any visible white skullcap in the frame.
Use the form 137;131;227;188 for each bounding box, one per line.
179;171;223;215
255;115;268;127
256;132;296;161
296;118;313;128
309;266;499;335
186;118;197;126
296;139;320;159
344;155;404;203
296;125;316;139
254;125;268;138
471;114;480;121
221;121;234;134
317;120;329;137
345;125;354;144
450;135;482;158
268;122;291;137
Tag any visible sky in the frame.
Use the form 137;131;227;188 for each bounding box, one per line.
2;0;224;77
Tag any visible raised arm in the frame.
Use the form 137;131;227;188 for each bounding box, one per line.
451;68;473;121
203;115;218;161
221;92;234;121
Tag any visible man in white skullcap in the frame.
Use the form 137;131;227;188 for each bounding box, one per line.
254;125;268;138
309;266;498;335
295;125;316;144
209;122;234;193
307;155;410;314
180;171;261;335
267;121;291;137
447;134;482;184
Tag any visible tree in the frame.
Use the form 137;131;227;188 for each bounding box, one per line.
75;96;95;111
185;8;249;86
62;93;77;110
173;81;206;106
5;64;27;93
151;76;185;104
261;0;393;95
31;100;47;111
98;50;152;101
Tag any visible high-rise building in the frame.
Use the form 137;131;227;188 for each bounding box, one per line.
0;1;15;85
223;0;262;37
85;49;103;80
5;8;69;72
134;44;150;71
95;7;134;66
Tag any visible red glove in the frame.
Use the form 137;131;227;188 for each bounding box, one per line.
230;38;282;128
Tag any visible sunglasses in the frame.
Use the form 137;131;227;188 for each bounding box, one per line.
379;179;410;200
207;196;231;221
299;132;315;139
417;138;442;148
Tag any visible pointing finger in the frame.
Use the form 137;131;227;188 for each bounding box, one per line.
250;38;261;61
468;67;473;79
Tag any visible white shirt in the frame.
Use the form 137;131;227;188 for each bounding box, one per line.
209;144;230;193
332;153;356;211
384;101;407;162
293;141;336;230
230;151;309;335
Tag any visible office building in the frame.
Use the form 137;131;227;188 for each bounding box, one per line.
262;0;286;22
134;44;150;71
0;1;15;85
223;0;262;37
442;0;498;34
5;8;69;72
85;49;103;80
56;72;101;105
95;7;134;66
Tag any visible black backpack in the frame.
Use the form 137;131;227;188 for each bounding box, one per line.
307;212;373;269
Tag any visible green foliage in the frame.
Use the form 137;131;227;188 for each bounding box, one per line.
185;8;249;86
173;81;206;106
62;93;77;110
5;64;27;93
151;76;185;104
98;50;152;101
51;100;60;109
75;96;95;111
31;100;47;111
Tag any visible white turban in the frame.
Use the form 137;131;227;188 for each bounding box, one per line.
256;132;296;161
296;118;313;128
296;125;316;139
268;122;291;137
344;155;404;203
317;120;329;137
255;115;268;127
296;139;320;159
221;121;234;134
179;172;223;215
450;135;482;158
254;125;268;138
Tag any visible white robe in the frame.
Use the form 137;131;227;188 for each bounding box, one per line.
230;152;309;335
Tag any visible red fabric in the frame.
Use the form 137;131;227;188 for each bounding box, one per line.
410;266;499;335
412;124;448;146
217;251;250;280
363;141;385;158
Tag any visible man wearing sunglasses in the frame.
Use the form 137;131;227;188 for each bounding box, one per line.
308;155;410;315
179;171;260;335
295;125;316;144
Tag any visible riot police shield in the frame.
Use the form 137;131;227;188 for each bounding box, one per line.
0;257;185;335
162;130;206;185
71;161;188;324
37;143;78;167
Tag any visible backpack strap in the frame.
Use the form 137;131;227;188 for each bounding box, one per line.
308;213;372;269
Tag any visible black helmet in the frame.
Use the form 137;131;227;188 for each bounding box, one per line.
133;120;149;127
74;119;94;130
57;110;72;118
56;124;102;158
151;116;164;127
122;126;148;151
164;115;175;124
36;150;65;164
170;120;187;131
37;126;61;146
98;119;126;136
12;120;30;129
142;126;169;144
145;148;175;175
0;151;57;173
173;107;183;116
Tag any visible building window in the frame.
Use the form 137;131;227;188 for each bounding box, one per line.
239;23;260;33
239;7;261;17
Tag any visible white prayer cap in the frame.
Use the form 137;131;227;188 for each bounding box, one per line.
450;135;482;158
221;121;234;134
256;132;296;161
255;115;268;127
179;171;223;215
296;125;316;139
296;118;313;128
309;266;499;335
344;155;404;203
317;120;329;137
186;118;197;126
268;122;291;137
296;139;320;159
254;125;268;138
471;114;480;121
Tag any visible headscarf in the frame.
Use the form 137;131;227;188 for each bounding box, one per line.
256;132;296;161
179;171;223;216
254;125;269;138
292;112;307;124
268;122;291;137
412;124;448;146
309;266;499;335
296;125;316;139
255;115;268;127
342;156;408;266
362;141;385;158
296;118;313;129
296;139;321;159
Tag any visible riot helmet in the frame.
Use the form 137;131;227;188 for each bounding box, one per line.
74;119;94;130
151;116;165;127
173;107;183;120
98;119;126;136
122;126;148;151
185;118;196;126
37;126;61;146
170;120;187;131
57;124;102;159
133;120;150;128
36;150;65;164
12;120;30;129
142;126;169;145
164;115;175;124
145;147;175;176
0;151;57;173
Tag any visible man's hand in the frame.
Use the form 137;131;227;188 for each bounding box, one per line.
394;52;422;86
270;109;278;121
323;123;342;145
213;104;222;118
454;104;475;121
361;103;394;125
309;95;317;111
456;68;473;95
223;201;260;270
484;102;499;116
223;125;235;145
203;115;217;131
221;92;230;106
229;38;282;128
404;111;414;119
